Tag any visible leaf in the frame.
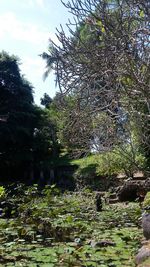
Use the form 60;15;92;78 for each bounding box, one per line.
21;228;27;236
97;20;105;33
65;215;73;223
139;10;144;18
97;20;103;27
101;27;105;33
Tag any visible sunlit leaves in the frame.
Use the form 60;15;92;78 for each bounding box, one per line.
139;10;144;18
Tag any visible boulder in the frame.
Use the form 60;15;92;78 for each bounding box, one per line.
118;178;150;202
135;241;150;266
142;213;150;240
118;181;143;202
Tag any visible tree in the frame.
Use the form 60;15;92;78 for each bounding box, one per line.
53;94;93;157
40;93;52;108
0;51;36;180
0;51;62;183
43;0;150;174
32;106;60;168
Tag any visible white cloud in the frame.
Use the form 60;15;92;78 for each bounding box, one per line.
21;0;46;9
20;55;56;104
36;0;45;8
0;11;57;45
21;56;45;77
21;55;54;86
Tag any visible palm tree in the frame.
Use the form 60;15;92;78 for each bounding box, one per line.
40;43;59;81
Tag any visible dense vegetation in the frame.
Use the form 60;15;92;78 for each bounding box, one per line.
42;0;150;175
0;0;149;266
0;185;142;267
0;51;60;183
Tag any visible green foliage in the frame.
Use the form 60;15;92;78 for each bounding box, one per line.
0;186;5;198
40;93;52;108
0;185;142;266
138;257;150;267
143;192;150;209
0;51;61;181
42;0;150;176
73;148;145;178
41;42;59;81
32;106;60;166
139;10;144;18
0;51;36;180
96;19;105;33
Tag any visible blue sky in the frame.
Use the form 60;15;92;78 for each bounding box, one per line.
0;0;72;105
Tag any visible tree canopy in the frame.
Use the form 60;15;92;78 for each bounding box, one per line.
0;51;36;179
0;52;60;181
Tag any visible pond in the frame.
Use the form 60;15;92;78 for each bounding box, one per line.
0;185;142;266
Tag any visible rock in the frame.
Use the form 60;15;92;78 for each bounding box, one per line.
109;198;119;204
142;213;150;240
118;179;150;203
118;181;145;202
109;193;117;199
91;240;116;248
135;242;150;265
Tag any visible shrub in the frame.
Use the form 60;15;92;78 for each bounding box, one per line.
143;192;150;209
0;186;5;199
72;148;145;189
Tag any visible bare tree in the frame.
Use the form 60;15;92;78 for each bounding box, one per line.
42;0;150;172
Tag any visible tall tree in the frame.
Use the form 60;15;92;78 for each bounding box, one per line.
0;51;36;180
43;0;150;173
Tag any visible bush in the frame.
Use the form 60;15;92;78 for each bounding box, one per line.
72;148;145;189
73;148;145;177
143;192;150;209
0;186;5;199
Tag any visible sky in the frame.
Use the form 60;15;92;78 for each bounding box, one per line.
0;0;73;105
